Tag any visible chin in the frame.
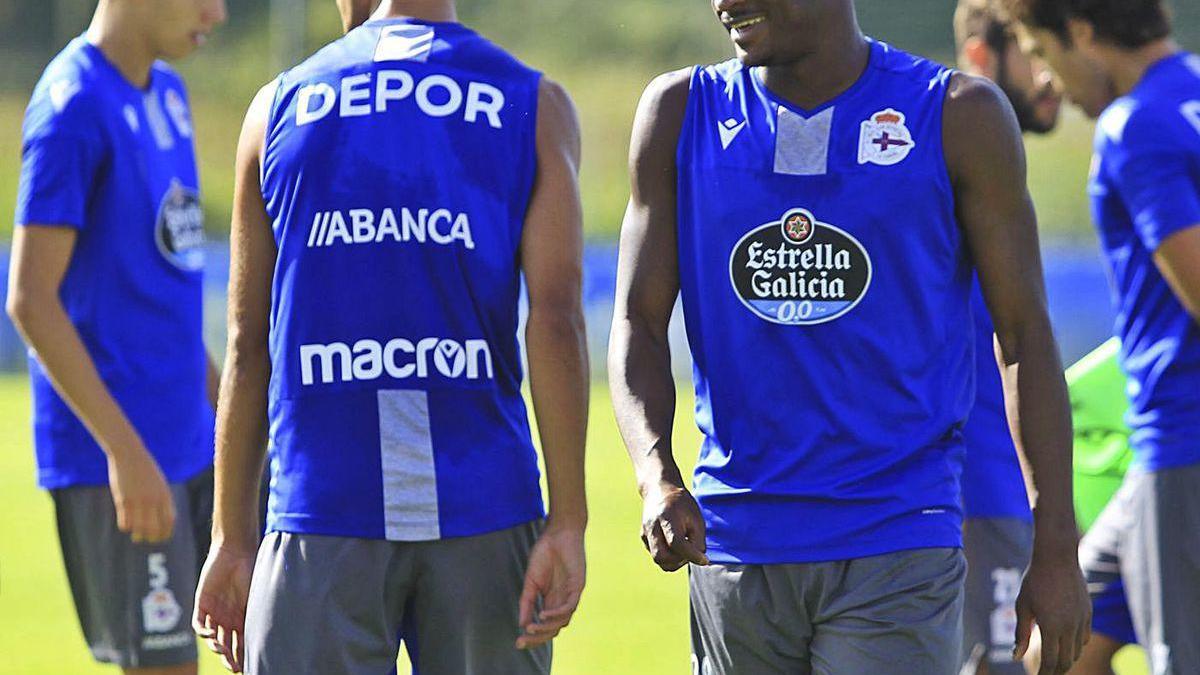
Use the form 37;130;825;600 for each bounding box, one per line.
159;45;195;62
1037;108;1061;133
1082;99;1108;120
1031;118;1059;135
732;44;771;68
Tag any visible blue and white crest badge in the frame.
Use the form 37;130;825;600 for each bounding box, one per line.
857;108;915;166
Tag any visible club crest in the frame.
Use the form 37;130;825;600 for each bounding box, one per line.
142;588;182;633
857;108;914;166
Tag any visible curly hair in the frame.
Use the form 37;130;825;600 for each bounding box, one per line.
1002;0;1171;48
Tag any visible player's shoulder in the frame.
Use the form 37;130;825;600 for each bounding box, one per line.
625;67;695;166
692;58;743;87
150;60;188;95
535;76;579;146
277;22;394;89
1098;96;1194;155
943;71;1013;131
282;21;538;87
451;26;541;79
279;34;352;87
537;76;573;116
1099;54;1200;151
24;39;111;141
944;71;1007;111
644;59;730;110
940;72;1022;178
633;66;694;130
869;39;953;89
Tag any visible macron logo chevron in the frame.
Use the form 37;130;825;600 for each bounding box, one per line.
374;25;435;63
49;79;81;113
718;117;747;149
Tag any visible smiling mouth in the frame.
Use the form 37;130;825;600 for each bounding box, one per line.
728;16;766;32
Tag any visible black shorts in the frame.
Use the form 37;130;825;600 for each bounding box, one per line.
52;466;213;668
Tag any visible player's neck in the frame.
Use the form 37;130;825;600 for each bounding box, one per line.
1107;38;1180;97
86;2;156;89
761;32;871;111
374;0;458;24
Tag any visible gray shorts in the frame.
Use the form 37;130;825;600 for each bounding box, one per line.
961;517;1033;674
52;466;213;668
1079;462;1200;674
245;520;550;675
689;548;966;675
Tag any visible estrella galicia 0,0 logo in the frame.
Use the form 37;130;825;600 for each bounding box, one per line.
729;208;872;325
155;179;206;272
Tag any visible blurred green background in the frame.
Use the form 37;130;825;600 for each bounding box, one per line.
3;0;1196;673
4;0;1199;245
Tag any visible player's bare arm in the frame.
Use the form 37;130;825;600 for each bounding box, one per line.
192;79;278;675
944;72;1091;674
1154;226;1200;320
610;68;709;574
7;227;175;544
515;77;589;650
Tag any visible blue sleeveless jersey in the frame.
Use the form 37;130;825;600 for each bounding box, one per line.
261;18;543;541
15;38;213;489
1090;52;1200;471
677;41;973;563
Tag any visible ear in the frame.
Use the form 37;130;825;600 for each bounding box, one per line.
959;36;997;79
1066;16;1095;51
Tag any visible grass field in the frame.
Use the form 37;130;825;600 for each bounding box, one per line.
0;377;1148;674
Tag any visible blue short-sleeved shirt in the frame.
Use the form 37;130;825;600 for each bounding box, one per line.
15;37;214;488
1090;52;1200;471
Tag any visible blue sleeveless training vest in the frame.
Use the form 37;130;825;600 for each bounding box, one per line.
677;40;973;563
261;18;543;541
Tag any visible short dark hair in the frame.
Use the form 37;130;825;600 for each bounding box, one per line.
1004;0;1171;48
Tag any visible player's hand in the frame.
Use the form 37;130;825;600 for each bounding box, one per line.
517;522;586;650
193;544;256;673
640;482;709;572
1013;547;1091;674
106;443;175;544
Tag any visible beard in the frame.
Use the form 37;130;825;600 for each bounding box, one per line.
997;73;1057;135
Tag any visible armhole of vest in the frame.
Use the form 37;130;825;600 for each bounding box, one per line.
517;70;543;241
675;66;702;180
934;67;958;215
259;71;289;201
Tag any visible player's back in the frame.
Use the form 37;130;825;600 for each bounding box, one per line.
261;18;543;542
1090;52;1200;470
